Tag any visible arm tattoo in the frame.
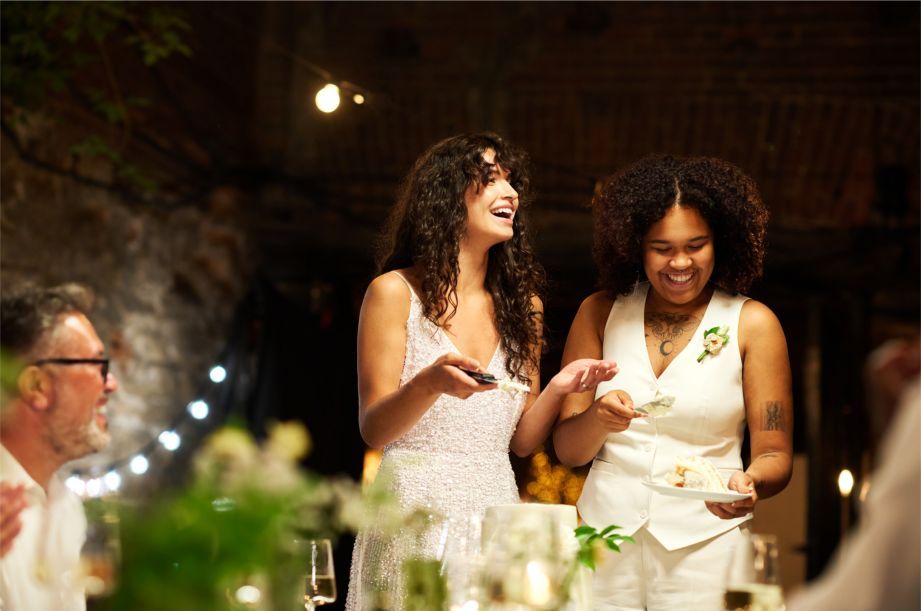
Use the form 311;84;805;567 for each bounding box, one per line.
762;402;786;431
647;312;698;357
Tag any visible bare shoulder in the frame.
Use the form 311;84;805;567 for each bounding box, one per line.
530;294;544;314
740;299;787;351
740;299;784;333
363;271;412;316
578;291;615;326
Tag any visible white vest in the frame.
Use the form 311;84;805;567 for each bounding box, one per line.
577;282;751;551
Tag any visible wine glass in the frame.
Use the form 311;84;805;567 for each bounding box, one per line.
79;499;120;599
723;533;784;611
301;538;336;610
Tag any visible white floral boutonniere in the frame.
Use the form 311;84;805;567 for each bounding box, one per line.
697;325;730;362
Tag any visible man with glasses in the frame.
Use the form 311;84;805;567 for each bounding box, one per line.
0;283;119;611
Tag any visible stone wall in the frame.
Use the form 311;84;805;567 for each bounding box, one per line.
1;129;254;490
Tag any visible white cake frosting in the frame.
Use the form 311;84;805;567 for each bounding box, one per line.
664;456;728;492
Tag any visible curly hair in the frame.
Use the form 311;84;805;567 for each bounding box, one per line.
593;154;768;296
377;133;545;382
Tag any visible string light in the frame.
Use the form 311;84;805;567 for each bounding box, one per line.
66;476;87;496
67;311;243;494
103;471;122;492
315;84;340;113
158;430;181;451
353;93;365;105
129;455;149;475
86;478;105;498
188;399;209;420
209;365;227;383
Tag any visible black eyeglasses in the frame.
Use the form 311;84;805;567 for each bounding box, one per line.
32;358;110;382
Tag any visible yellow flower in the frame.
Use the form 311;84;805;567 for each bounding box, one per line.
266;421;312;462
202;427;259;466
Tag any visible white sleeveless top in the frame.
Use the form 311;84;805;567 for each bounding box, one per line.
577;282;752;551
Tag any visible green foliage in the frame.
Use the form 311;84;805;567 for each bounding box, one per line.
1;1;191;197
69;135;159;193
94;423;367;610
573;524;635;571
2;2;190;108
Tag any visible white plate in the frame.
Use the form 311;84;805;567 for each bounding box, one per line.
642;481;751;503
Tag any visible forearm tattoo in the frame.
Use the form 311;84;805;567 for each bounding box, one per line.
647;312;698;356
762;402;786;431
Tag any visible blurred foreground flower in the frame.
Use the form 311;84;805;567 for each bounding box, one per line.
97;422;369;611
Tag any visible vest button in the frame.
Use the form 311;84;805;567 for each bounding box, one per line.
639;510;648;519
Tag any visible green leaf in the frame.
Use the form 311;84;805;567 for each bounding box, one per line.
599;524;622;537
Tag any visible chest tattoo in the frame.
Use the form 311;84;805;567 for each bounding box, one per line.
646;312;699;357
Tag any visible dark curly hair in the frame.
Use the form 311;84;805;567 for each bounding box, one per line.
377;133;545;382
593;154;768;296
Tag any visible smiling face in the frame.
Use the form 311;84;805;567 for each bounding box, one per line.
39;312;118;460
642;204;715;308
461;148;519;249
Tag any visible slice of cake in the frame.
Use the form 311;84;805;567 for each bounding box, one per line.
664;456;728;492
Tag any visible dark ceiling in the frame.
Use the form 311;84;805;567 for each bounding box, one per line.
223;2;921;286
6;1;919;305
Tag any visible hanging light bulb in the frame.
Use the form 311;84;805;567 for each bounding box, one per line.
315;83;341;113
353;93;365;105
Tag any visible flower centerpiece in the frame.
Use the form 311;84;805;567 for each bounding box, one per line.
478;504;634;610
96;421;366;611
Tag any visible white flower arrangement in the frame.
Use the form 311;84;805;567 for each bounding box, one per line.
100;421;369;611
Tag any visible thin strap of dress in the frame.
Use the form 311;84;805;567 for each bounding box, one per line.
391;271;420;304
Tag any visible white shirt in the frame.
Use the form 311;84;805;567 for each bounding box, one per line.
0;444;87;611
786;379;920;611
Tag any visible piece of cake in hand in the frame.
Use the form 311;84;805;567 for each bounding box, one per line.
664;456;728;492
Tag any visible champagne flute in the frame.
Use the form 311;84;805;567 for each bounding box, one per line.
302;538;336;610
723;533;784;611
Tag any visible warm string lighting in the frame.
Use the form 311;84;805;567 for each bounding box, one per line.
314;82;369;113
65;360;230;498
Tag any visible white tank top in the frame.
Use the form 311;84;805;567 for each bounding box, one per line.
577;282;752;551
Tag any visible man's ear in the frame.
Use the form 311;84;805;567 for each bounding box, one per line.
17;367;50;410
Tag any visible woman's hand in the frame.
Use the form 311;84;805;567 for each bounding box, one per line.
706;470;758;519
0;482;26;557
592;389;643;433
548;358;619;395
415;353;497;399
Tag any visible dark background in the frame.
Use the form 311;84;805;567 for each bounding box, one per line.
2;1;918;606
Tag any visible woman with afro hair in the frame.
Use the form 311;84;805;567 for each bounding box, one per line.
553;155;793;610
346;133;618;609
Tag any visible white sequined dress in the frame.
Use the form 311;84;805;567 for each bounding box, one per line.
345;276;525;610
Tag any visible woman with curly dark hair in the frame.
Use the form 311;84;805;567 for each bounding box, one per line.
346;133;617;609
553;155;793;610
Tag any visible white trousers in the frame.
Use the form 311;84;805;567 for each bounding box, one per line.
590;524;747;611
